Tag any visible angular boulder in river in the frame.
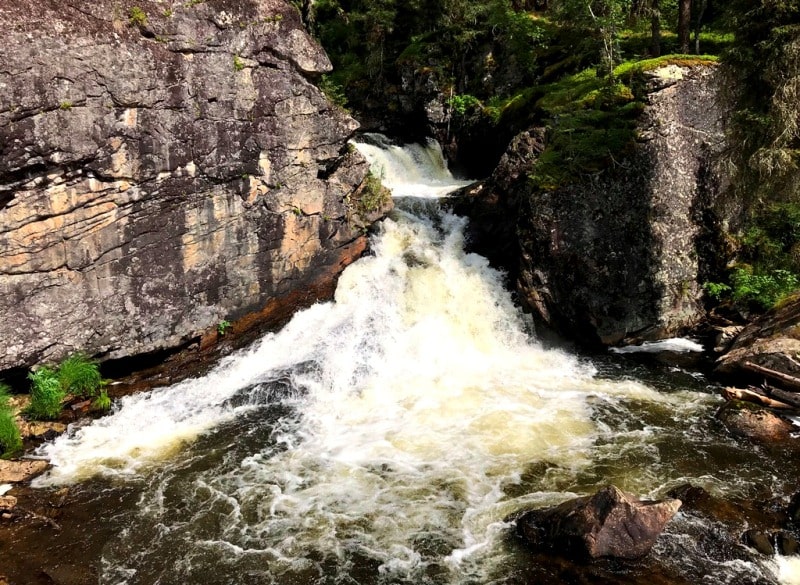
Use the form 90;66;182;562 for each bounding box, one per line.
516;485;682;560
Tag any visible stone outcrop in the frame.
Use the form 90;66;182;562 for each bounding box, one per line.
454;65;727;345
716;294;800;380
519;65;725;344
0;0;391;370
516;485;682;560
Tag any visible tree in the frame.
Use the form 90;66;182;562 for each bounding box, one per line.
677;0;690;52
552;0;633;76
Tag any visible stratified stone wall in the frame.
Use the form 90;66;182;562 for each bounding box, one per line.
0;0;390;369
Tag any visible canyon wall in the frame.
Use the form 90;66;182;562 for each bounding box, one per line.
0;0;390;370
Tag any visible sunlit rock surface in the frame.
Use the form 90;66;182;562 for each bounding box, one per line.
0;0;391;369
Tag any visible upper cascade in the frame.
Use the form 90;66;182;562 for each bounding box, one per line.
353;133;473;198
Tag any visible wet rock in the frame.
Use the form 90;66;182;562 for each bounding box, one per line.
788;492;800;524
0;460;49;483
713;325;745;354
744;529;775;555
0;495;16;511
776;531;800;556
516;485;682;559
716;401;795;444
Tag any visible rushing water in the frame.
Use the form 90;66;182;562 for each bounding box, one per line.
28;137;800;585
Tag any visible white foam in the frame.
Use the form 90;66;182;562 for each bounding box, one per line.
610;337;705;354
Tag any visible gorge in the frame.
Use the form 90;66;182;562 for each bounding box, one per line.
2;1;800;584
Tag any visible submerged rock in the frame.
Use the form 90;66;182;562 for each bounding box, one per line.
0;0;391;371
516;485;681;560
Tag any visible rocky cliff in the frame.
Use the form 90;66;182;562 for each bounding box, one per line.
0;0;391;371
455;64;727;345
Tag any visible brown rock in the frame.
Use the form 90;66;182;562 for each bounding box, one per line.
743;529;775;555
0;460;49;483
716;401;795;444
516;485;682;560
0;495;16;510
18;421;67;440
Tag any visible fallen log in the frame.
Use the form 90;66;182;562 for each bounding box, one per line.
721;387;795;410
744;362;800;392
767;387;800;409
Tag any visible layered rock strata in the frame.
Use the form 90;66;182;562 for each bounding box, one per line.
0;0;390;370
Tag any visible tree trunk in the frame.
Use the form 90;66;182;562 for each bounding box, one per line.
678;0;691;53
693;0;707;54
650;0;661;57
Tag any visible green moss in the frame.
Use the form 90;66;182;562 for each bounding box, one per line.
358;171;390;215
524;55;717;190
59;100;73;110
233;54;245;72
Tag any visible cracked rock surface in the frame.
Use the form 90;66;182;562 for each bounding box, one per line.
0;0;390;370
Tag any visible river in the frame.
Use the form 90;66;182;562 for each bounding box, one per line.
14;136;800;585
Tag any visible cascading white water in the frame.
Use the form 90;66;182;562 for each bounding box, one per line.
33;137;797;585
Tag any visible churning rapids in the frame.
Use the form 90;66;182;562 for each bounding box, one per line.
24;137;800;585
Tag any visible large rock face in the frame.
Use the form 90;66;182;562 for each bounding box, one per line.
0;0;390;370
516;65;726;344
454;65;727;345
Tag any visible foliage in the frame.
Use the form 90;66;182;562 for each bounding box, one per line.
707;268;800;311
59;101;73;110
722;1;800;204
57;353;105;399
128;6;147;27
233;55;245;72
0;383;22;459
217;320;232;336
318;75;349;109
25;367;66;421
358;171;390;214
447;94;482;117
550;0;633;76
92;390;112;412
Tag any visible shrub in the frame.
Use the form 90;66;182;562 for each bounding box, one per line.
705;267;800;311
25;367;65;421
233;54;245;72
0;383;22;459
128;6;147;27
57;353;105;399
92;390;112;412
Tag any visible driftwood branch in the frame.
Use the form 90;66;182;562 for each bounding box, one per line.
744;361;800;391
721;387;795;410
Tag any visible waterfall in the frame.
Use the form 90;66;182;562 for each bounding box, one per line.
30;136;796;585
